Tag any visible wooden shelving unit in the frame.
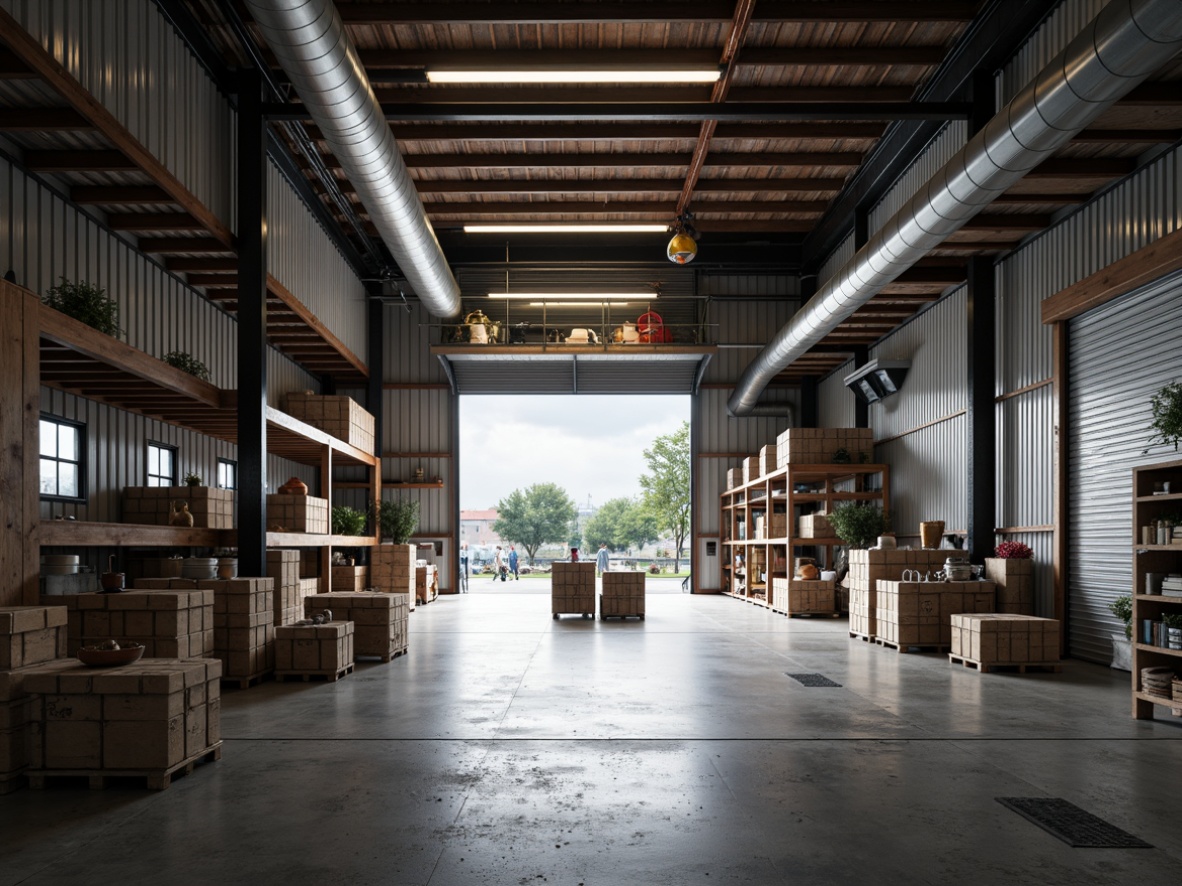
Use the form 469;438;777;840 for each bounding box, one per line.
721;463;890;611
1131;459;1182;720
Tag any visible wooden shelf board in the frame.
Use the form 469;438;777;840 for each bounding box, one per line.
1133;544;1182;552
1134;642;1182;657
1134;594;1182;602
1135;492;1182;503
1133;690;1182;712
37;520;232;547
265;532;378;547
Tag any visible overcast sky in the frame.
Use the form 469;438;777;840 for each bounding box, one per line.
459;395;689;511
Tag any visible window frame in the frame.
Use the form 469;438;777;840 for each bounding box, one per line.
146;440;178;487
216;457;238;490
39;414;87;502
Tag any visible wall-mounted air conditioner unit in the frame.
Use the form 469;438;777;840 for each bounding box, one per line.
843;359;910;405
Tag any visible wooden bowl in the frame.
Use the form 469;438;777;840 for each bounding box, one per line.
77;643;145;668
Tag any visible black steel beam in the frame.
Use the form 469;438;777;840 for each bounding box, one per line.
236;71;268;577
966;257;996;562
802;0;1058;268
263;101;974;123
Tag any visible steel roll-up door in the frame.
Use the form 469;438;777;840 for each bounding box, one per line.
1067;269;1182;663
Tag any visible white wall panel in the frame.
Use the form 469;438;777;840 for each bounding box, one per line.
1;0;235;226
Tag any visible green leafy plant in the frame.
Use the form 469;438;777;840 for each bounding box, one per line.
331;505;368;537
371;498;420;544
1150;380;1182;451
42;277;122;338
1162;612;1182;630
1108;595;1133;640
164;351;211;382
832;447;852;465
826;502;887;550
184;471;202;487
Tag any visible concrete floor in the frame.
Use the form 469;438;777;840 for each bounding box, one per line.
2;592;1180;885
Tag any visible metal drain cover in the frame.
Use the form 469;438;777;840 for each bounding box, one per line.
996;797;1152;848
786;673;842;687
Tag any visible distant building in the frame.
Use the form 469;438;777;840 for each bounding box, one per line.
460;509;501;549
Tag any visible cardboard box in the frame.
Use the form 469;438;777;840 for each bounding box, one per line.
267;550;314;627
770;578;835;615
950;613;1060;664
303;592;408;661
776;427;874;467
754;512;787;540
742;456;761;485
875;580;996;648
202;578;275;680
372;544;416;597
798;513;836;539
275;621;355;678
266;494;329;535
48;590;213;659
283;392;376;453
331;566;369;593
415;565;438;604
847;549;952;638
726;468;742;490
985;557;1035;616
599;594;645;617
0;607;69;670
121;486;234;529
551;562;595;615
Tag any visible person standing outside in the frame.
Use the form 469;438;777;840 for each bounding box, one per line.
508;544;520;581
492;546;505;582
596;542;610;577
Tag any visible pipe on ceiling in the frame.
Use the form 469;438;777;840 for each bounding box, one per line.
242;0;462;318
728;0;1182;417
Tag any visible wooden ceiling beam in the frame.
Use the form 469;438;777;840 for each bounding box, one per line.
25;150;136;172
1028;157;1136;178
138;237;235;255
407;178;847;194
960;214;1051;232
991;193;1084;206
394;152;862;170
107;213;205;232
1073;127;1182;144
0;108;91;131
71;185;176;205
422;199;829;215
335;121;887;142
165;258;239;272
373;85;919;105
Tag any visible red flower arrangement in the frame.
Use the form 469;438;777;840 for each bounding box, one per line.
994;541;1033;560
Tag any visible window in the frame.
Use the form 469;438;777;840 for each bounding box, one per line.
147;442;177;487
217;458;237;490
40;416;85;500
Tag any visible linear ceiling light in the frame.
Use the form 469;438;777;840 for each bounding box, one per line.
426;69;721;84
464;224;668;234
489;292;655;300
526;301;633;307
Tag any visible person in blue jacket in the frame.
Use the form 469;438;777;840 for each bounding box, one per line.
508;545;519;580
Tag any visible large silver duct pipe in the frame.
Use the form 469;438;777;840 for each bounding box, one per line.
729;0;1182;417
243;0;462;318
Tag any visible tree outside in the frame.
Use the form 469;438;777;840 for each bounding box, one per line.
582;497;658;552
639;421;691;572
492;483;578;564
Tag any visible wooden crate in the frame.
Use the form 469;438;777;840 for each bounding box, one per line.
121;486;234;529
283;392;375;452
551;562;595;617
599;594;645;619
776;427;874;467
0;606;68;670
741;456;761;485
275;621;354;681
984;557;1035;615
726;468;742;490
847;549;953;639
331;565;369;593
372;544;416;598
267;549;313;627
51;587;213;659
950;613;1061;667
758;444;777;477
23;657;221;786
875;580;996;649
304;592;408;662
202;578;274;683
266;494;329;535
771;578;835;615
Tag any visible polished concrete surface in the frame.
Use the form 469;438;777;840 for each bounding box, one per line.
3;592;1181;885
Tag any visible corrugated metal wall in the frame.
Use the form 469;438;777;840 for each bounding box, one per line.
869;122;969;231
1067;271;1182;662
998;0;1103;104
1;0;236;226
816;232;856;290
818;359;856;428
705;297;800;383
267;161;368;360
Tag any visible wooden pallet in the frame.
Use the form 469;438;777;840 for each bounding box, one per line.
600;613;645;620
848;630;874;642
276;662;355;683
948;654;1063;674
222;671;272;689
877;639;949;654
0;770;26;795
28;743;222;791
787;611;841;619
356;646;407;663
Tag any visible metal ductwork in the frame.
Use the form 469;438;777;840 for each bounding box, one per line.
728;0;1182;417
243;0;462;318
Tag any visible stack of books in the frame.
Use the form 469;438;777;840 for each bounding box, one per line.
1161;574;1182;598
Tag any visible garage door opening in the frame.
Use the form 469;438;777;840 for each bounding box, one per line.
459;394;691;595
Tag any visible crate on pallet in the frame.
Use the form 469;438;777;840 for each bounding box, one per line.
266;493;329;535
771;578;835;615
372;543;416;598
121;486;234;529
267;550;314;626
601;572;645;619
847;549;953;638
950;613;1061;669
875;580;996;650
201;578;274;683
551;562;595;617
49;587;213;659
415;565;438;604
283;392;375;452
984;558;1035;615
275;621;354;681
330;565;369;593
22;657;221;788
303;592;408;662
776;427;874;467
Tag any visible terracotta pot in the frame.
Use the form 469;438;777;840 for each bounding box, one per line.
920;520;945;549
280;477;308;495
100;571;125;592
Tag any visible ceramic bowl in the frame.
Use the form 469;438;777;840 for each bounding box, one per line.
77;643;145;668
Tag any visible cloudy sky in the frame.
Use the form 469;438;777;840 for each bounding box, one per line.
459;395;689;511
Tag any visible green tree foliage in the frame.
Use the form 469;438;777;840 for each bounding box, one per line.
583;497;659;551
492;483;578;564
639;421;691;572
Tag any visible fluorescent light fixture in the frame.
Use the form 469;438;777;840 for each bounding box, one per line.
426;69;720;84
489;292;654;300
526;301;632;307
464;224;668;234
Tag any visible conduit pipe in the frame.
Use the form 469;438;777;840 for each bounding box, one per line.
728;0;1182;417
243;0;462;317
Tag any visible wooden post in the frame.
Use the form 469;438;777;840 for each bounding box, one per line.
1052;321;1068;655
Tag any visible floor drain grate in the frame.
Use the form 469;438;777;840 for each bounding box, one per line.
786;673;842;687
996;797;1152;848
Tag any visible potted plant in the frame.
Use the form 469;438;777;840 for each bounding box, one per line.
1149;380;1182;451
1162;612;1182;650
41;277;123;338
184;471;203;488
370;498;421;598
985;541;1034;615
164;351;212;382
826;502;886;550
372;498;419;544
330;505;368;536
1108;595;1133;671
